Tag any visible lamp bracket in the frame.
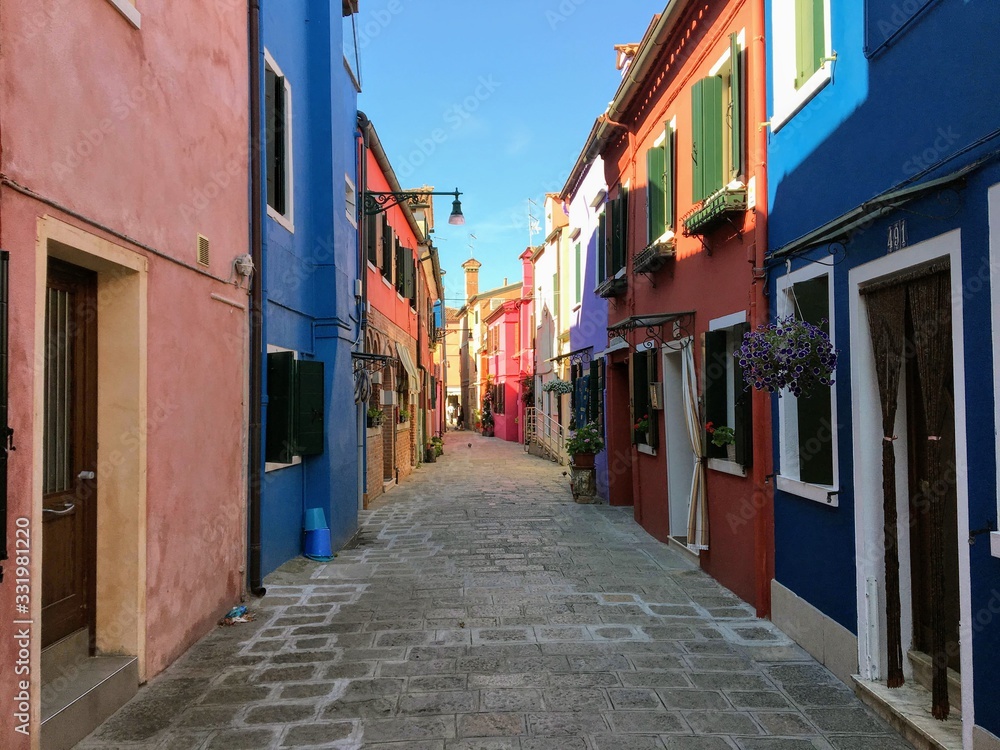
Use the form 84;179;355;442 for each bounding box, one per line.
363;189;462;216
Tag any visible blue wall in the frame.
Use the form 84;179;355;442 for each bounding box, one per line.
766;0;1000;735
260;0;361;576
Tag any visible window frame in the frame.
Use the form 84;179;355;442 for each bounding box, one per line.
345;174;358;228
106;0;141;28
692;34;744;204
774;264;840;504
770;0;833;132
705;313;751;476
264;50;295;233
631;349;658;450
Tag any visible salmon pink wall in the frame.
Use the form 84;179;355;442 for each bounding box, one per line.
0;1;249;743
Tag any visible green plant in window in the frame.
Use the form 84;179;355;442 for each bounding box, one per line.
705;422;735;447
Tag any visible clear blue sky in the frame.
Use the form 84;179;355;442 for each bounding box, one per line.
357;0;665;305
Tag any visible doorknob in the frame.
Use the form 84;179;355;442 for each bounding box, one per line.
43;502;76;516
77;471;96;480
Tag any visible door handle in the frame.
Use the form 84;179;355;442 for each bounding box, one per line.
43;502;76;517
77;471;96;480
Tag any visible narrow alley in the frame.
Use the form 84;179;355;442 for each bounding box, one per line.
77;434;911;750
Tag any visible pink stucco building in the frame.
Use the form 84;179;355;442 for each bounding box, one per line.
0;3;249;747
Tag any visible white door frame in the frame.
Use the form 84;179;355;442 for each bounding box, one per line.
848;228;974;746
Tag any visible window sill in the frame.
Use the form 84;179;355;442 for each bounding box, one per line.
637;444;656;456
106;0;141;28
991;531;1000;559
265;456;302;473
771;67;832;134
776;474;839;507
267;205;295;234
707;458;746;477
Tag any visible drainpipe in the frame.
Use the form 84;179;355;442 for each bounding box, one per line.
749;0;773;618
247;0;266;597
357;111;370;501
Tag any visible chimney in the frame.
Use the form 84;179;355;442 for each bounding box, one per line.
462;258;481;302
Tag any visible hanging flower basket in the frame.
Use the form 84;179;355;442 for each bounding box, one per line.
542;378;573;394
737;316;838;397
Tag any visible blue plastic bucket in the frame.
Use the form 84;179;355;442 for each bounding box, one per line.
304;528;333;560
303;507;328;531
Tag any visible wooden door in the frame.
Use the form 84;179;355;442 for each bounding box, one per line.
41;260;97;649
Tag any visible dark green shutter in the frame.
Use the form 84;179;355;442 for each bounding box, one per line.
403;250;415;302
0;252;9;569
366;212;378;266
793;275;834;484
395;239;405;294
795;0;825;89
265;67;285;215
730;33;744;180
597;211;607;282
295;360;324;456
664;124;675;229
381;216;391;279
704;331;728;459
646;353;658;448
631;352;644;445
619;186;629;271
588;361;600;424
646;145;666;242
266;351;296;463
734;323;752;466
609;197;620;274
692;76;724;202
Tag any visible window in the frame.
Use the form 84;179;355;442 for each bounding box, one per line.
704;316;752;468
106;0;141;28
596;210;607;282
646;122;676;242
631;350;658;448
365;212;380;267
265;51;293;232
574;242;582;304
345;175;357;228
571;360;604;430
600;188;629;283
776;269;837;497
381;215;393;281
265;351;325;466
691;33;744;203
770;0;831;130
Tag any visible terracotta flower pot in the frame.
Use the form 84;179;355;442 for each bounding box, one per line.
572;452;595;469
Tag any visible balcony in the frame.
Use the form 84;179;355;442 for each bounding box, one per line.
682;184;747;236
595;271;627;298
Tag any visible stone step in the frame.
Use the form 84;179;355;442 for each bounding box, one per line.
853;675;963;750
41;655;138;750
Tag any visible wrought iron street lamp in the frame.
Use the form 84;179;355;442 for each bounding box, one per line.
363;188;465;225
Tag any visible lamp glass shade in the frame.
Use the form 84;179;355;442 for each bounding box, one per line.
448;197;465;225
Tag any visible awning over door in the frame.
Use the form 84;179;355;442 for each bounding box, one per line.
395;342;420;395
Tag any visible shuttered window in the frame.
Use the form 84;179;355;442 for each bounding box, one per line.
647;144;666;242
794;0;825;89
381;216;392;281
597;210;607;282
266;352;325;463
664;124;676;230
264;64;288;216
631;351;658;447
729;33;744;180
609;188;629;275
692;75;725;203
704;325;752;466
366;212;378;266
791;275;832;484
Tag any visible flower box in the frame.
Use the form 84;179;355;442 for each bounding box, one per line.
683;186;747;236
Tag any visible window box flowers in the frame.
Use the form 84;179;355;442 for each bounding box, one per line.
542;378;573;394
738;316;837;397
366;406;384;428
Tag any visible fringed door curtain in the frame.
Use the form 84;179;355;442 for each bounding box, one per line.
861;282;907;689
863;263;954;720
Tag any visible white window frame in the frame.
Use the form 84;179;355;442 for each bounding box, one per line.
770;0;833;132
345;174;358;228
706;312;748;477
989;183;1000;557
774;263;839;505
264;344;302;472
106;0;141;28
264;49;295;234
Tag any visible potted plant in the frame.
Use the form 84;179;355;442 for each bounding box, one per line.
366;406;384;428
542;378;573;394
566;421;604;469
705;421;736;461
398;407;410;424
634;413;650;434
738;316;838;397
481;409;495;437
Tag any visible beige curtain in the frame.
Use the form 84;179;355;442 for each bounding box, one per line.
682;342;708;550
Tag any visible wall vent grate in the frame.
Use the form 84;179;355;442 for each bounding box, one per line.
197;235;210;267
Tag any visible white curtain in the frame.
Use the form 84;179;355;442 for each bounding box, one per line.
682;342;708;550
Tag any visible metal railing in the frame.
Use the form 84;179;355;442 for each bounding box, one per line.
526;406;566;464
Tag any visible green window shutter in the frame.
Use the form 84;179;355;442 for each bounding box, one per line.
295;360;325;456
664;124;675;229
691;79;705;203
619;186;629;271
609;197;620;274
646;145;666;242
795;0;825;89
730;33;744;180
588;361;600;424
265;351;296;463
574;243;582;303
702;76;725;198
733;324;752;467
381;217;391;279
395;240;405;294
646;353;658;448
703;330;728;460
792;275;834;484
404;250;416;302
597;211;607;282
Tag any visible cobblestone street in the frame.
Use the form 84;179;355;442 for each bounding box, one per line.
79;432;911;750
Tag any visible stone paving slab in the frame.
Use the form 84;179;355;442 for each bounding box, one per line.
78;432;913;750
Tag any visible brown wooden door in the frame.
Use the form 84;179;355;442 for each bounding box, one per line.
41;260;97;649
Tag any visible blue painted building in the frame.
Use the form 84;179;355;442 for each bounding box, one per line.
257;0;363;576
764;1;1000;746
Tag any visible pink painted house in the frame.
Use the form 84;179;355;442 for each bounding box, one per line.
0;2;249;747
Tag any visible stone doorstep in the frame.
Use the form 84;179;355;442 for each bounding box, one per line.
853;675;963;750
908;650;962;712
41;655;138;750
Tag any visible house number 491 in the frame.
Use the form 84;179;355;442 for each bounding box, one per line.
887;219;908;253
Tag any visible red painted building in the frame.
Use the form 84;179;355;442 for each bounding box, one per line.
589;0;772;613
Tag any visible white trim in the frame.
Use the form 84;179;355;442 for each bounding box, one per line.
989;183;1000;557
263;344;303;472
345;173;358;229
769;0;833;133
264;49;295;234
775;475;838;507
707;458;746;477
709;47;732;77
848;229;974;747
106;0;141;28
709;311;747;331
774;263;840;495
638;444;656;456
